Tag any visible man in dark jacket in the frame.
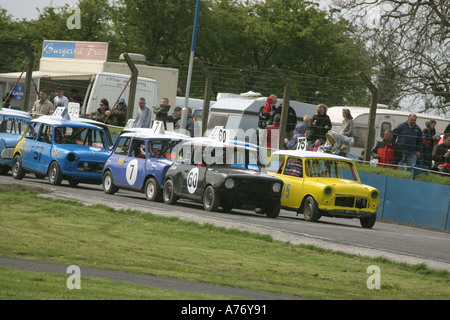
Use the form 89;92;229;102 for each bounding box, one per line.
371;129;402;169
274;103;297;140
393;114;422;168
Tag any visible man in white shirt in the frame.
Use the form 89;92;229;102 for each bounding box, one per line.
53;87;69;111
133;97;152;128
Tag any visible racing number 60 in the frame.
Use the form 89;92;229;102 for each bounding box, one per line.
187;167;199;194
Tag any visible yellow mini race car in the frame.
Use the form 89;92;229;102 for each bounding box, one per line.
266;150;380;228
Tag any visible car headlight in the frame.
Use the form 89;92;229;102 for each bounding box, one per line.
324;186;334;197
272;182;282;193
224;178;235;189
67;152;77;162
370;190;379;200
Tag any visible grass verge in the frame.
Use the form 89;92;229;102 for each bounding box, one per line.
0;184;448;300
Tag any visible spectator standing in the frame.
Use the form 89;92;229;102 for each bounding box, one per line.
174;108;195;137
393;113;423;168
154;98;171;122
167;106;182;126
133;97;152;128
340;108;355;142
420;128;434;169
31;90;54;116
90;98;110;123
264;114;280;150
53;88;69;111
106;98;127;127
310;104;332;142
274;102;297;140
258;95;277;129
284;124;306;150
431;133;450;173
371;129;402;169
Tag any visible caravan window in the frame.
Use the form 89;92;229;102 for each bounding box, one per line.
380;122;391;138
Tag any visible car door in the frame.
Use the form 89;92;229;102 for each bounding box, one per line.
119;138;146;189
280;157;305;210
107;136;130;187
23;124;52;174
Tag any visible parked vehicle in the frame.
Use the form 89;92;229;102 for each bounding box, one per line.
0;108;31;174
12;115;111;186
102;129;190;200
266;150;380;228
162;138;284;217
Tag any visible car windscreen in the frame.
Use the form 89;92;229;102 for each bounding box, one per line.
54;126;107;148
0;115;29;134
206;145;261;172
305;158;357;181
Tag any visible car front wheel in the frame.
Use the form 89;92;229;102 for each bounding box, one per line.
12;155;25;180
48;161;63;186
303;196;321;222
102;171;118;194
360;214;376;229
203;186;219;212
145;178;161;201
265;202;280;218
163;179;177;205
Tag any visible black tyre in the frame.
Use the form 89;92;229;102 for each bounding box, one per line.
145;178;161;201
221;200;233;212
360;214;377;229
265;202;281;218
48;161;63;186
102;171;118;194
163;179;177;205
12;155;25;180
68;179;79;187
303;196;321;222
203;186;219;212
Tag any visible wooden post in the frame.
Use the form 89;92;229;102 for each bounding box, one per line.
122;53;138;123
359;72;378;162
273;65;291;150
195;58;213;136
20;38;34;111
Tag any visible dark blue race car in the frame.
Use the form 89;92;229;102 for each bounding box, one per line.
102;129;190;201
0;108;31;174
12;116;111;186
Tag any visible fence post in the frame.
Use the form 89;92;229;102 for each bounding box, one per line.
195;58;213;136
122;53;138;124
20;38;34;111
359;72;378;162
273;65;291;150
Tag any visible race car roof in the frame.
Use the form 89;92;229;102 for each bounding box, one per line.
0;108;32;119
32;115;105;130
119;128;190;140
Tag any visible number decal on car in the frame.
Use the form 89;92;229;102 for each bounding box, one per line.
126;159;138;185
282;183;291;198
187;167;199;194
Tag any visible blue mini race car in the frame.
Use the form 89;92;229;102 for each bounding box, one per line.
12;116;111;186
0;108;31;174
102;129;190;201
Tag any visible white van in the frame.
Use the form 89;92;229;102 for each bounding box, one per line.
84;72;158;119
206;92;317;144
327;106;450;156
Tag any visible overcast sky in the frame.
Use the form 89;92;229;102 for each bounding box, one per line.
1;0;80;20
3;0;332;21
